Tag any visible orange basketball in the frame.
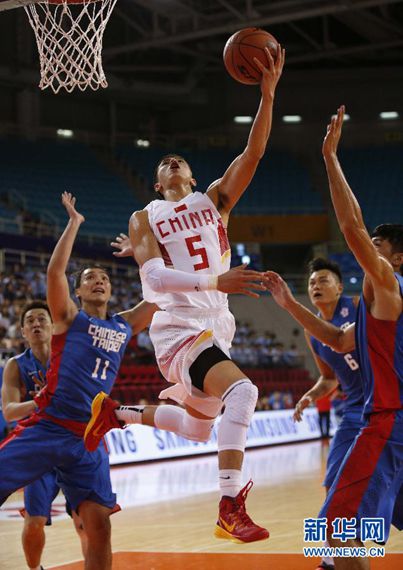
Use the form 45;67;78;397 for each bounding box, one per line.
223;28;279;85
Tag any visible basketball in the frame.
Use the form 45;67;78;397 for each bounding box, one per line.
223;28;279;85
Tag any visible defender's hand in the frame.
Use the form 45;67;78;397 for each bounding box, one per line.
217;264;265;298
323;105;345;158
111;233;133;258
263;271;295;308
293;395;313;422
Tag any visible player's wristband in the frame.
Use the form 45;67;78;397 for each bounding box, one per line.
197;275;218;291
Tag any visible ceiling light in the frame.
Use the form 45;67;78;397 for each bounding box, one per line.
282;115;302;123
379;111;399;120
234;116;253;124
57;129;74;138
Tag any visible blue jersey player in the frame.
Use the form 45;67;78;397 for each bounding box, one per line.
264;106;403;570
296;258;363;490
293;257;364;570
0;193;157;570
1;300;88;569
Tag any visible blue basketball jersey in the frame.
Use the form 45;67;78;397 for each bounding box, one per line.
355;273;403;416
311;295;364;412
43;310;131;423
14;348;48;403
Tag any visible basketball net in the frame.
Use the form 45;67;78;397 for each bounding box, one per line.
25;0;117;94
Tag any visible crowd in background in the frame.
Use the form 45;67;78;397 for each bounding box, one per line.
230;321;304;369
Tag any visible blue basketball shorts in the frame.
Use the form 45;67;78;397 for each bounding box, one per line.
320;410;403;542
324;408;363;489
23;471;60;525
0;417;116;513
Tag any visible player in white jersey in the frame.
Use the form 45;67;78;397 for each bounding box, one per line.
85;44;285;543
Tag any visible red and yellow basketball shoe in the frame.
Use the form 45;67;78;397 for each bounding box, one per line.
84;391;123;452
214;480;269;543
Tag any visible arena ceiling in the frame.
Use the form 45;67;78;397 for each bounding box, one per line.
1;0;403;95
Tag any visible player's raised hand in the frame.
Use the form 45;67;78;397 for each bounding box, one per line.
61;191;85;224
111;233;133;257
322;105;345;158
293;395;313;422
254;43;285;98
217;264;265;298
263;271;295;308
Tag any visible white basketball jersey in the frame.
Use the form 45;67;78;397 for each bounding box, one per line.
141;191;231;311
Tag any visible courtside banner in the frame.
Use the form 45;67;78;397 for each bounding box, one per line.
106;408;336;466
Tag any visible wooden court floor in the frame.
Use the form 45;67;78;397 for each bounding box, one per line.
0;441;402;569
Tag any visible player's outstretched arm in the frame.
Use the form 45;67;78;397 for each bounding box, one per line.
263;271;355;353
293;333;338;422
129;211;265;297
118;300;159;335
323;107;398;295
1;359;36;422
293;377;338;422
47;192;83;331
207;44;285;214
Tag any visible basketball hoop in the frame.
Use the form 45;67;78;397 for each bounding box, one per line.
24;0;117;94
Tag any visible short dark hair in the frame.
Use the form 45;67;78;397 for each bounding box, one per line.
21;301;51;326
307;257;343;283
371;224;403;254
73;264;110;289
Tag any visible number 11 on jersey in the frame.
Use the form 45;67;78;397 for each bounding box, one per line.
91;358;110;380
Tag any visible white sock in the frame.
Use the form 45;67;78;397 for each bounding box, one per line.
219;469;242;498
115;405;145;424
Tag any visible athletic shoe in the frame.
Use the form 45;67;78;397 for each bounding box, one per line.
316;562;335;569
84;391;123;452
214;480;269;543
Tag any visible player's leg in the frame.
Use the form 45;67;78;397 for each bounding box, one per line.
59;443;118;570
66;500;88;558
21;514;47;570
121;403;215;441
72;511;88;558
21;471;60;570
84;394;215;451
322;411;403;570
317;415;362;570
391;482;403;532
189;348;268;543
78;501;112;570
